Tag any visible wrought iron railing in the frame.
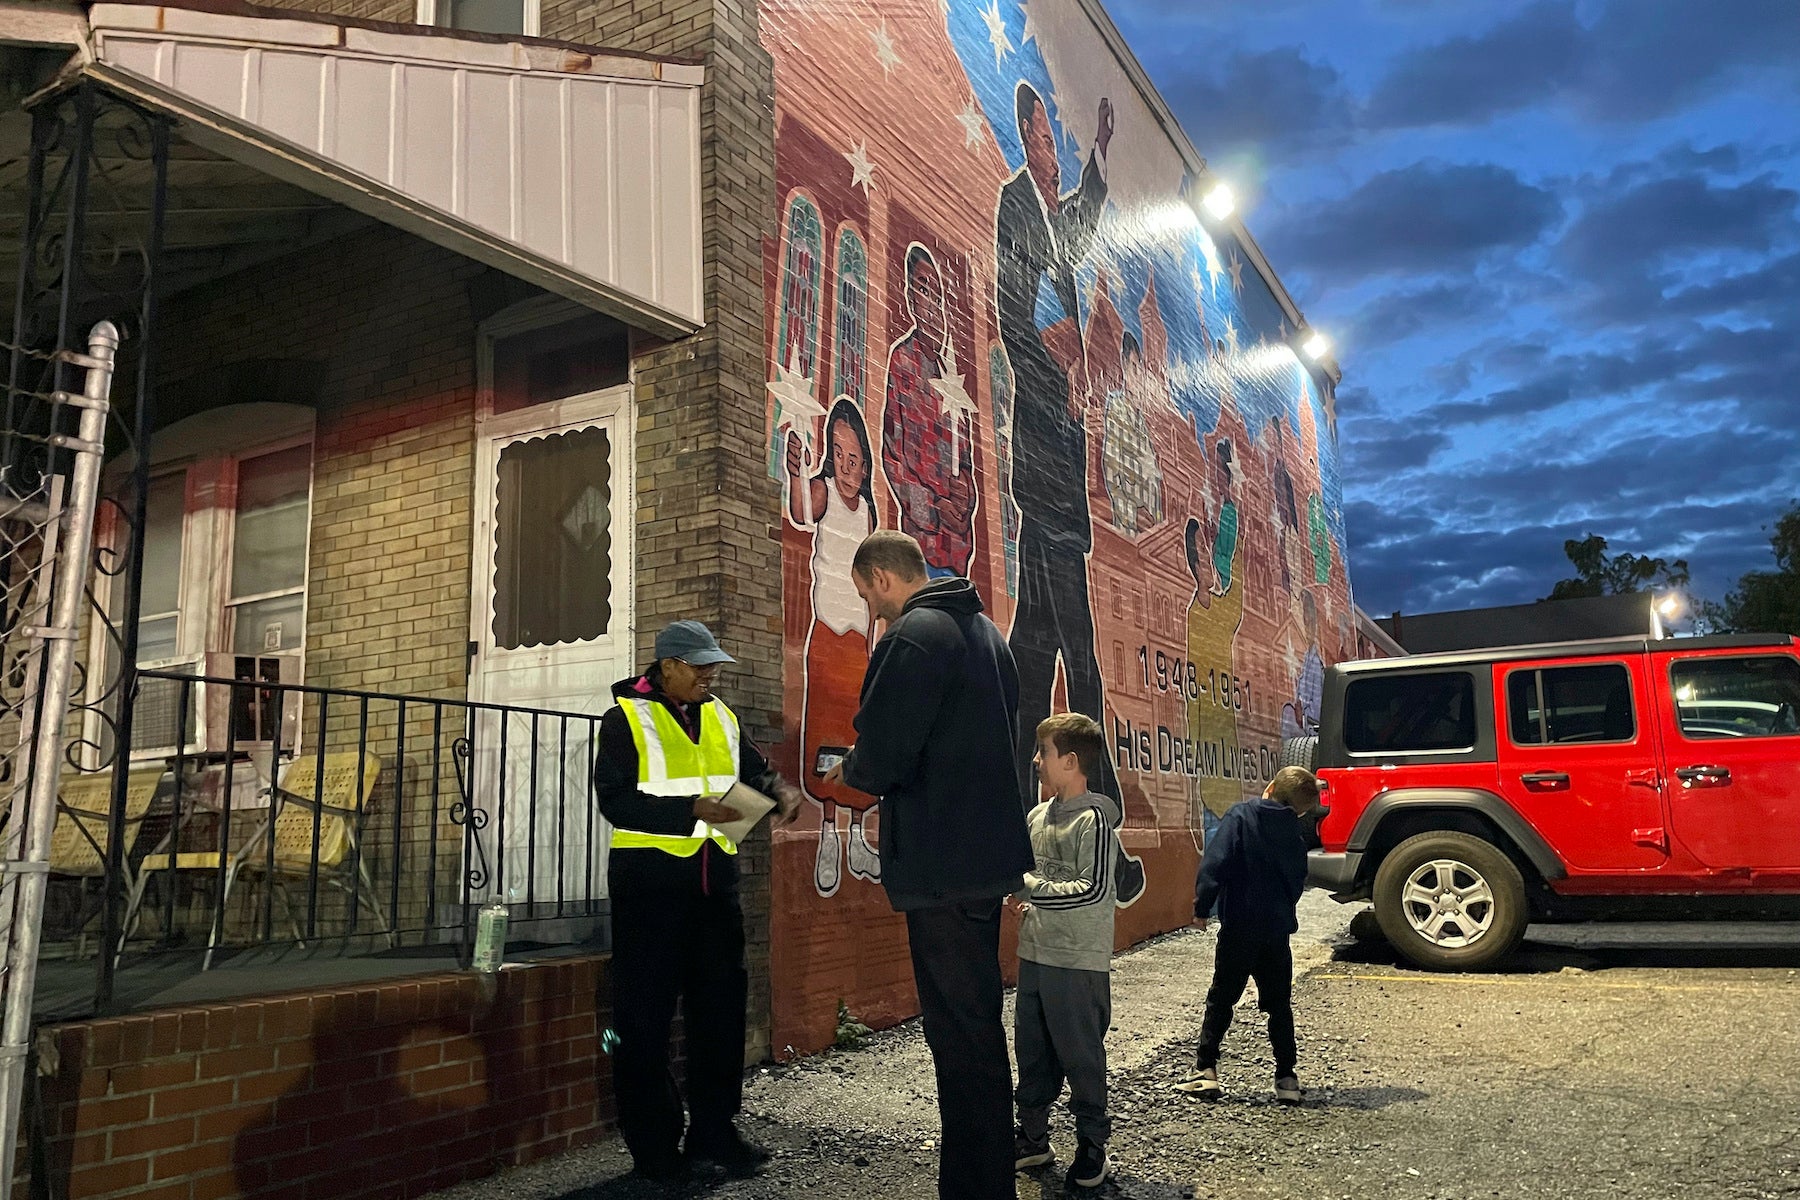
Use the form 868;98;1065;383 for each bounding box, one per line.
47;669;612;1014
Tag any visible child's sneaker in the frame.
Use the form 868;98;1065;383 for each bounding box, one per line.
1274;1073;1303;1105
1067;1140;1113;1189
1014;1127;1053;1169
1173;1065;1222;1098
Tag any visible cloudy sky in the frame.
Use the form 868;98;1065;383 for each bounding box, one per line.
1106;0;1800;617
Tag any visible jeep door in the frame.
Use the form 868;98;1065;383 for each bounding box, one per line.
1656;649;1800;872
1495;657;1670;872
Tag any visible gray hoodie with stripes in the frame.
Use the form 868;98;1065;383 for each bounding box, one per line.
1016;790;1122;974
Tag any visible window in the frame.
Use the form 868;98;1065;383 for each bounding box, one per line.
491;427;613;650
1671;656;1800;740
770;193;824;477
1508;664;1635;746
227;445;311;656
832;227;869;406
417;0;539;36
137;473;186;663
1344;671;1477;754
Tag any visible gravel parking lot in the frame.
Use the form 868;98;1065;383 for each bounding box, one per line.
425;894;1800;1200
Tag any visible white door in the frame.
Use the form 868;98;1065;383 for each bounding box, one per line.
467;385;634;911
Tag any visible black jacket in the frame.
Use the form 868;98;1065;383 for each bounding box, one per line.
842;578;1035;910
1193;799;1308;940
995;152;1108;551
593;670;782;896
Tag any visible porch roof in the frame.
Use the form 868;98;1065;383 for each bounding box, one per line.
5;0;705;338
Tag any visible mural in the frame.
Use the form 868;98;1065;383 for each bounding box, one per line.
762;0;1358;1056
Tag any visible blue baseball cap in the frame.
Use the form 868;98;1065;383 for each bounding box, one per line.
654;620;735;667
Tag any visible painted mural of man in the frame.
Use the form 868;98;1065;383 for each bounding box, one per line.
882;244;979;579
1281;591;1325;739
1185;437;1249;827
995;82;1144;907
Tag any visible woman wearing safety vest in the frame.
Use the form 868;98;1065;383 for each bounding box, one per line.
594;620;804;1182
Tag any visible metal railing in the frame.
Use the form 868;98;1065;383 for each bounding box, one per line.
48;669;613;1015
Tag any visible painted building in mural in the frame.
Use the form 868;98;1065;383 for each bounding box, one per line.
759;0;1358;1055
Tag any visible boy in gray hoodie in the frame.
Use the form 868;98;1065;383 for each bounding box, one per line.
1011;713;1119;1190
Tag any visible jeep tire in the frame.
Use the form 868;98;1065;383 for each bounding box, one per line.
1279;735;1318;771
1372;831;1528;971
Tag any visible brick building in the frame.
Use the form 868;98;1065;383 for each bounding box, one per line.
0;0;1373;1195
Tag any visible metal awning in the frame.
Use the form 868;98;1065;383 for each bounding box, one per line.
20;2;706;338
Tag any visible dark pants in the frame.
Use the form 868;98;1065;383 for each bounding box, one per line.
608;865;747;1167
1196;932;1297;1076
1014;960;1111;1147
906;898;1016;1200
1010;521;1144;903
1010;522;1116;802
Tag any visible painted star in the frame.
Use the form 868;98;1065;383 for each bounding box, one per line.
956;99;987;149
1197;231;1222;289
981;0;1013;67
1228;249;1245;296
1223;316;1239;356
931;370;980;476
845;140;876;195
870;20;901;76
767;350;826;461
1018;0;1041;47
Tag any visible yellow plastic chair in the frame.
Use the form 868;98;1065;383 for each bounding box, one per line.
49;769;164;882
207;751;391;965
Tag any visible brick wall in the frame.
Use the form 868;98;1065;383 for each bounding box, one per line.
26;958;614;1200
539;0;782;1063
263;0;782;1062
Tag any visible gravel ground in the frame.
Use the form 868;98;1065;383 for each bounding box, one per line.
423;894;1800;1200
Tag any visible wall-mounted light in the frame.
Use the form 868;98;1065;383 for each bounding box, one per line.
1202;181;1236;221
1302;331;1331;361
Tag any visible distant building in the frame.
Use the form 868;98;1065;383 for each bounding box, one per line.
1376;593;1656;655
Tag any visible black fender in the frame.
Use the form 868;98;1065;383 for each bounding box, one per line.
1346;788;1566;883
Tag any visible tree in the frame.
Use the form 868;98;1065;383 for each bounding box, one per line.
1543;534;1691;601
1710;503;1800;637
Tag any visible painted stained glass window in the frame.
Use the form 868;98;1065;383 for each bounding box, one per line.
771;194;824;476
832;227;869;406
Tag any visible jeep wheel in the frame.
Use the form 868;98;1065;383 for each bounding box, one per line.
1279;735;1318;771
1372;832;1527;971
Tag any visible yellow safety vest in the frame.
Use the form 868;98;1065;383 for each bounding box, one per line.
612;696;742;857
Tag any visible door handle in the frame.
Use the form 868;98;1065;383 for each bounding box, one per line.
1519;771;1570;789
1675;765;1732;787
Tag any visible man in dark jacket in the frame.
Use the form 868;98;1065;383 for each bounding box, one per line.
594;620;803;1181
825;530;1034;1200
1174;767;1322;1106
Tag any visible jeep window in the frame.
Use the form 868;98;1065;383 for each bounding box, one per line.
1508;664;1635;746
1670;656;1800;740
1344;672;1477;754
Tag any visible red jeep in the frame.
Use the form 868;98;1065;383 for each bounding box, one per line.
1305;634;1800;970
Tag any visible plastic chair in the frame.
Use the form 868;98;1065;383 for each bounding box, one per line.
207;751;391;966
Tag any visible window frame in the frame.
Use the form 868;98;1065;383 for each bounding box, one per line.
416;0;541;36
220;435;316;664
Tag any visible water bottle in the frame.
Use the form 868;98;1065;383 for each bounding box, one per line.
473;900;509;973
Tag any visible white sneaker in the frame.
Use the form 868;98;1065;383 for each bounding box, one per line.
846;818;881;882
814;819;842;898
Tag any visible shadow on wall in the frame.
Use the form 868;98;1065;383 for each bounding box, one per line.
230;970;605;1200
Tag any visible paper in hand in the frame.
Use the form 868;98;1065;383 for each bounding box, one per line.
706;781;778;844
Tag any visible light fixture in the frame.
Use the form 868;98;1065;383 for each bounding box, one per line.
1657;595;1682;619
1302;331;1331;361
1202;181;1236;221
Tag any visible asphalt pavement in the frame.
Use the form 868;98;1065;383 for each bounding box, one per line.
422;893;1800;1200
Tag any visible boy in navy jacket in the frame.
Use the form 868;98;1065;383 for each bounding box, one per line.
1175;766;1322;1104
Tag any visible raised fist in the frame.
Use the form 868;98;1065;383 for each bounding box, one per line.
1096;97;1115;156
785;428;805;478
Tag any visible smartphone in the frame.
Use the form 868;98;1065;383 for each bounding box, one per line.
813;746;849;776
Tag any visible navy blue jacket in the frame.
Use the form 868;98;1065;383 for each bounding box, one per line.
1194;799;1308;939
842;578;1034;910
